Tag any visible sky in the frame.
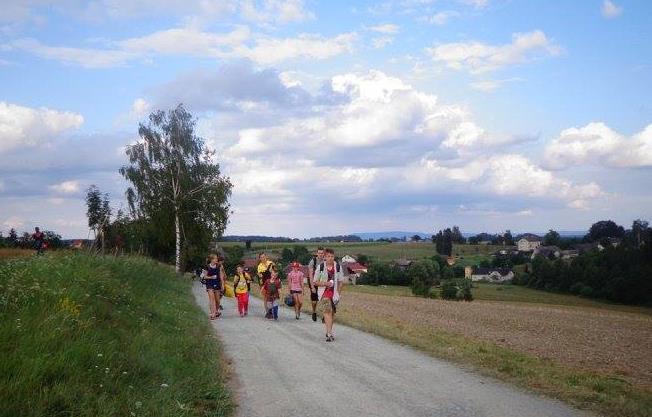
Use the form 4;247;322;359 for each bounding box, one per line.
0;0;651;239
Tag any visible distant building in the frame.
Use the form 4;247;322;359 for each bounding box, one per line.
573;242;604;254
517;235;542;252
393;258;414;271
531;245;562;259
341;255;357;264
561;249;579;259
471;267;514;283
342;262;368;285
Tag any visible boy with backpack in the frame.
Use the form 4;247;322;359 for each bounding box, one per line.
264;265;282;320
257;252;274;316
312;248;344;341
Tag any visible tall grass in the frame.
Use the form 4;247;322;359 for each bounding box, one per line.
0;253;232;417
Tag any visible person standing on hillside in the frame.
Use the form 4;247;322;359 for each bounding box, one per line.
307;247;325;322
313;248;344;342
287;261;305;320
32;227;45;255
256;252;274;316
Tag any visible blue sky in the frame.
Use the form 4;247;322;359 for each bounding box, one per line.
1;0;650;238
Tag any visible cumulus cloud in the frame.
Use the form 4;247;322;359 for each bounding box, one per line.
427;30;561;74
49;180;81;194
8;26;356;67
0;101;84;153
240;0;313;24
601;0;623;19
368;23;399;34
419;11;460;25
544;122;652;169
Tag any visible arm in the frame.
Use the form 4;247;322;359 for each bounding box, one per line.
220;265;226;288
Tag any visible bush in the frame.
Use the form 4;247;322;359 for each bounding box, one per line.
409;260;439;297
441;279;473;301
358;262;409;286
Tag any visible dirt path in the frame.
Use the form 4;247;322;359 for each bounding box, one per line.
193;283;593;417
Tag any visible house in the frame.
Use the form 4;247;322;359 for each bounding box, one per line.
341;255;357;264
341;262;368;285
573;242;604;254
393;258;413;271
561;249;579;259
531;245;561;259
471;267;514;283
517;235;542;252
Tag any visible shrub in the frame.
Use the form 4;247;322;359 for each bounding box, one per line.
441;279;473;301
409;260;439;297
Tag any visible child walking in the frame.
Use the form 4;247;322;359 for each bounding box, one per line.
264;265;282;320
233;264;251;317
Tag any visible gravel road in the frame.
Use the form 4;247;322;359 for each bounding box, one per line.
193;282;592;417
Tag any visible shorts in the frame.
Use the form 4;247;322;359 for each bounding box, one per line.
310;289;319;302
291;290;302;294
317;297;336;315
205;279;222;292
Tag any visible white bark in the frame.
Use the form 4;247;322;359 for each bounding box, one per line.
175;209;181;274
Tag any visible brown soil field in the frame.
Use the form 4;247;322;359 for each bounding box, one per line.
339;292;652;389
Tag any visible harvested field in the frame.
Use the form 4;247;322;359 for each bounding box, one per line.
339;292;652;389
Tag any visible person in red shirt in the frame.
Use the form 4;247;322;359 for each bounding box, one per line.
32;227;45;255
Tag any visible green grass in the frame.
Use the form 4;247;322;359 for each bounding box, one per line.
219;241;499;264
0;253;233;417
348;283;652;315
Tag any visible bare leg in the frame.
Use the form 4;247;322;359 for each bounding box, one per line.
324;311;333;336
207;291;216;318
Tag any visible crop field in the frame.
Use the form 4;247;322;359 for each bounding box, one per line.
218;241;504;264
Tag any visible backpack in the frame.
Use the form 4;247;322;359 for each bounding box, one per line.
311;255;318;274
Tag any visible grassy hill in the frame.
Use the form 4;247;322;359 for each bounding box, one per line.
0;252;232;417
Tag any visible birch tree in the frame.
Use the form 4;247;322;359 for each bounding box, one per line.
120;105;232;273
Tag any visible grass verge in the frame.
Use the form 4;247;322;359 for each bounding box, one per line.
0;252;233;417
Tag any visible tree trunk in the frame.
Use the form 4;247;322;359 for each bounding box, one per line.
175;209;181;274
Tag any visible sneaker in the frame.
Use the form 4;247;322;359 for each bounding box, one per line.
326;334;333;342
312;312;317;322
321;317;325;323
295;314;300;320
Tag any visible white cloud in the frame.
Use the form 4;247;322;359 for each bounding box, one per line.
2;216;25;228
544;122;652;169
427;30;561;74
49;180;81;194
469;78;521;92
420;11;460;25
0;101;84;153
9;27;356;67
240;0;313;24
459;0;488;8
368;23;399;34
372;36;393;49
601;0;622;19
131;98;150;118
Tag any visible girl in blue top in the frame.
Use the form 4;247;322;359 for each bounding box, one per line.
203;253;226;319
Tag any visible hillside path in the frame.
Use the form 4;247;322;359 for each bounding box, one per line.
192;282;592;417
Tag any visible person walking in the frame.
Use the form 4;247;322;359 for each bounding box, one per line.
32;227;45;255
233;264;252;317
313;248;344;342
204;254;226;320
264;265;282;320
256;252;274;316
307;247;325;322
287;261;305;319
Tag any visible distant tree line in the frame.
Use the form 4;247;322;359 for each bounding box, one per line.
516;220;651;305
0;228;63;249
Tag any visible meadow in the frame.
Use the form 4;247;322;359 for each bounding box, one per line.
0;251;233;417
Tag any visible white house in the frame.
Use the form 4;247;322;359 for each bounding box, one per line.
341;255;357;264
517;235;542;252
471;267;514;283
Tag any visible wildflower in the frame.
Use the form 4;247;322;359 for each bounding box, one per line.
161;383;169;388
122;371;128;375
135;401;142;408
97;353;103;357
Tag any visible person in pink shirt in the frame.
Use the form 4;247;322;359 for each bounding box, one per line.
287;261;305;320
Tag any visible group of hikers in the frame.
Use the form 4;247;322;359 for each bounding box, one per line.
200;247;343;342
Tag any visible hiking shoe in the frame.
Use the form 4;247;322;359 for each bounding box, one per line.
295;314;300;320
312;313;317;322
326;335;333;342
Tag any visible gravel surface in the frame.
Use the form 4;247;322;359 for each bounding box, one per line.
343;292;652;388
193;282;593;417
